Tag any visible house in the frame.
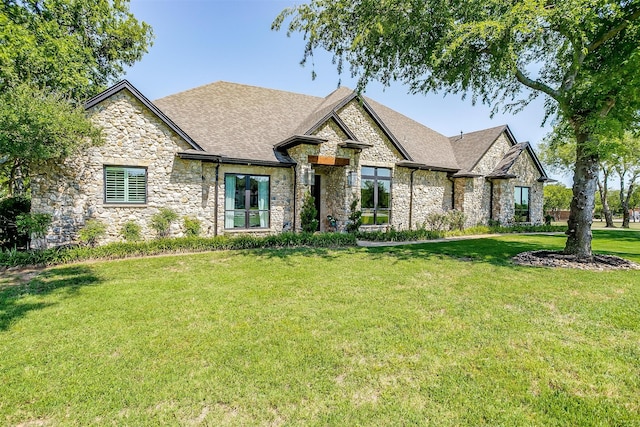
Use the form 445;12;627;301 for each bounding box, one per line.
30;80;551;246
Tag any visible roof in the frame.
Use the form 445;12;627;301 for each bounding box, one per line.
87;80;548;179
448;125;510;173
487;141;529;179
154;81;320;164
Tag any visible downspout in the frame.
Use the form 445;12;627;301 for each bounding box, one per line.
448;175;455;209
292;164;297;232
409;168;417;230
488;179;494;222
214;161;220;236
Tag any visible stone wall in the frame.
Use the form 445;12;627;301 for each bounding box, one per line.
505;148;544;224
30;90;294;246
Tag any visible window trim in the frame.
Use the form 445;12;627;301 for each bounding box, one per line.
103;165;148;205
360;166;392;225
224;173;271;230
514;186;530;222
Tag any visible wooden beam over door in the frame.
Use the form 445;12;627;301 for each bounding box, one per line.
307;155;350;166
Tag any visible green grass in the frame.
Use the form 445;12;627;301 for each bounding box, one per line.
1;230;639;425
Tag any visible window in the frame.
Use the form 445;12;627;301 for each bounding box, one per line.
104;166;147;204
514;186;530;222
361;166;391;225
224;174;270;229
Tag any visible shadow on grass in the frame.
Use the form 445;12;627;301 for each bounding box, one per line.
592;229;640;243
361;237;557;267
0;266;101;331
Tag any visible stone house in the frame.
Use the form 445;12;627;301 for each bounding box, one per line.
31;80;551;245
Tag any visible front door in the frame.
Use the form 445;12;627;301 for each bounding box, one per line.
311;174;321;231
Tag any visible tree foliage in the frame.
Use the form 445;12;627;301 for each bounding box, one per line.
543;184;572;219
0;84;103;194
0;0;153;98
274;0;640;257
0;0;153;194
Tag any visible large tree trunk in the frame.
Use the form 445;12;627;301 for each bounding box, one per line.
564;133;598;258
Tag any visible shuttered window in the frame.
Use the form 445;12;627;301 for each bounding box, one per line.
104;166;147;204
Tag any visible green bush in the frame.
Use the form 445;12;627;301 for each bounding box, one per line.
120;221;142;242
0;196;31;249
425;212;448;232
16;212;53;249
183;217;201;237
150;208;178;238
0;232;358;268
446;209;466;231
345;198;363;233
78;219;107;247
300;191;319;233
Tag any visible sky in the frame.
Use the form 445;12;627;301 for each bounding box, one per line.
123;0;568;183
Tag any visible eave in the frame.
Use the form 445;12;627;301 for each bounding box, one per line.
274;135;327;152
396;161;459;173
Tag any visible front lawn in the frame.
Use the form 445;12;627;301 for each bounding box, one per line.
1;231;639;425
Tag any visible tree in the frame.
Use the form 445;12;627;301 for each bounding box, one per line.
543;184;572;221
300;191;319;233
0;0;153;193
0;0;153;99
0;84;102;195
274;0;640;258
539;123;620;227
611;133;640;227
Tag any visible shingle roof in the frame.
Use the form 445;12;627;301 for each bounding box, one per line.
448;125;509;173
487;142;529;179
154;82;322;163
365;97;460;170
153;81;465;170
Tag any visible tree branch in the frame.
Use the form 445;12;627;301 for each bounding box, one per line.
515;69;560;100
588;7;640;53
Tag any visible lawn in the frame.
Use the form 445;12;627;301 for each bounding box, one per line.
1;231;639;426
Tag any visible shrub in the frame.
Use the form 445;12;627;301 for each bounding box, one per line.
15;212;53;249
425;212;448;232
0;196;31;249
78;219;107;247
446;209;466;231
120;221;142;242
300;191;319;233
183;217;201;237
150;208;178;238
345;198;363;233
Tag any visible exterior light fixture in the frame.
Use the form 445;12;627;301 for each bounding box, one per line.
347;170;357;187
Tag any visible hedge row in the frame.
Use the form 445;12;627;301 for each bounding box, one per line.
0;224;567;268
0;232;358;268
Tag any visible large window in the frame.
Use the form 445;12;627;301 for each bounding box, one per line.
361;166;391;225
514;186;530;222
225;174;270;229
104;166;147;204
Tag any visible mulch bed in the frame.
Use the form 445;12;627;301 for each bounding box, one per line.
512;250;640;271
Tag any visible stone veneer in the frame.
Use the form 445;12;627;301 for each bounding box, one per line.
453;134;544;226
30;89;545;247
30;90;294;247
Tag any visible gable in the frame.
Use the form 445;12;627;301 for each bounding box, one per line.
86;80;202;152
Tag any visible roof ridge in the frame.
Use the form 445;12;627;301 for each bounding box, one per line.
155;80;323;103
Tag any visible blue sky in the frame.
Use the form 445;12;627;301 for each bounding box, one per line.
123;0;566;182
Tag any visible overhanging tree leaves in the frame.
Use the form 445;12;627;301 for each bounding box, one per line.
0;84;102;194
274;0;640;258
0;0;153;194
